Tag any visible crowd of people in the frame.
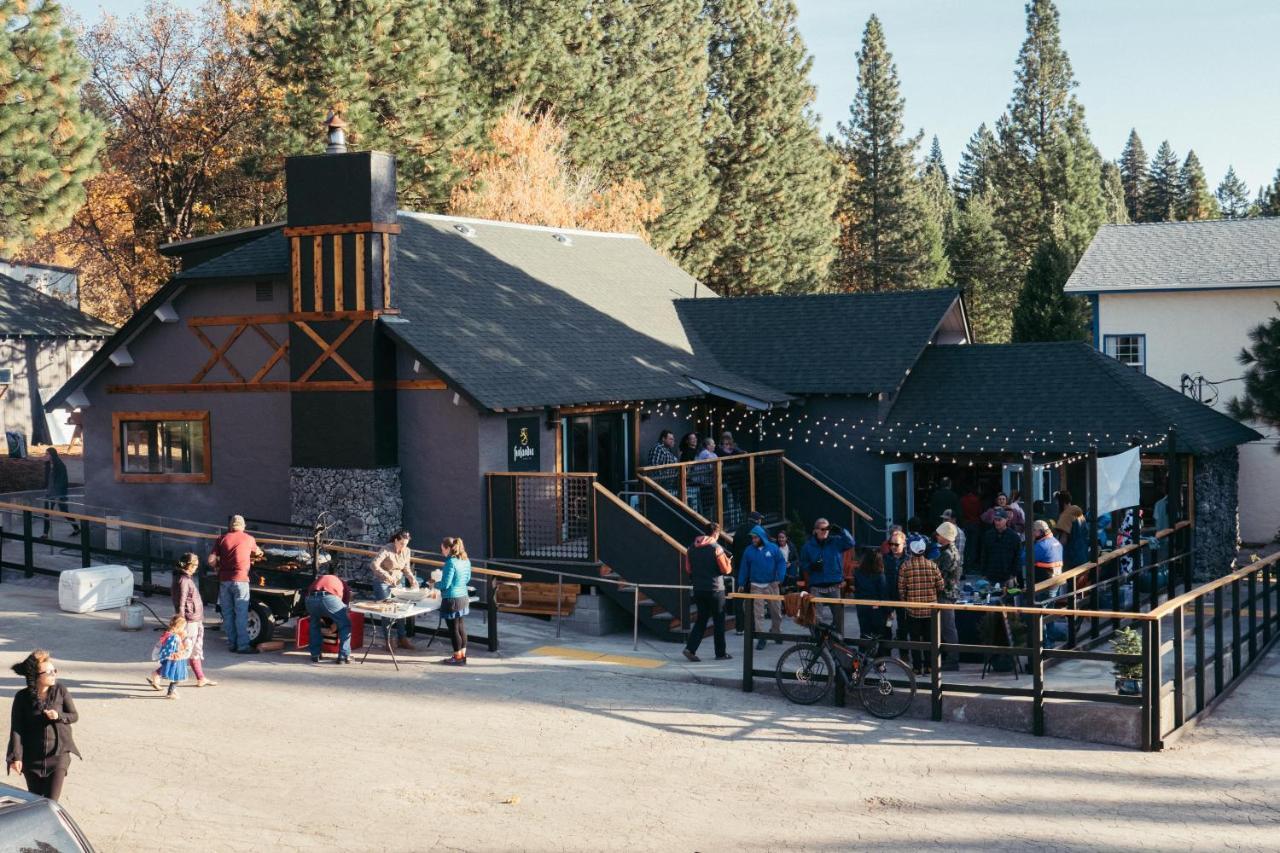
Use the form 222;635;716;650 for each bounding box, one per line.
646;429;750;524
6;515;477;802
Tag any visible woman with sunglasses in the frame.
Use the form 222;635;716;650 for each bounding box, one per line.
7;650;80;800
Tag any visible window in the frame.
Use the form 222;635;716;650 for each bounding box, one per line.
112;411;211;483
1104;334;1146;373
0;368;11;384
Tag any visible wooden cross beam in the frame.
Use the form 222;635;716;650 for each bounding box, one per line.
295;319;364;383
190;324;248;383
249;323;289;384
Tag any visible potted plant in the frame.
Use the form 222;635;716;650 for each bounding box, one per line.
1111;627;1143;695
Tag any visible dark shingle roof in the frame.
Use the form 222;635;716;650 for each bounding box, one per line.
876;342;1260;455
675;289;964;395
175;229;288;280
1065;218;1280;293
0;273;116;337
384;214;788;409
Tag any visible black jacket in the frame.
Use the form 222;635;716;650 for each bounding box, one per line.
7;684;81;773
44;457;69;498
980;528;1023;582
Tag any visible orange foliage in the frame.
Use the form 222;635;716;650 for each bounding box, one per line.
449;105;662;236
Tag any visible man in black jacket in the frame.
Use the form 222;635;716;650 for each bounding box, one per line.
683;522;733;662
980;511;1022;583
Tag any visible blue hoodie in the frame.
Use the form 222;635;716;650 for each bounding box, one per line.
799;526;855;586
738;525;786;586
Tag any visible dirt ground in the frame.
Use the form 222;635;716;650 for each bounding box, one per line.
2;578;1278;853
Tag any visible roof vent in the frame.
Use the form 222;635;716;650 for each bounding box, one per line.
454;224;477;238
323;108;348;154
553;233;572;246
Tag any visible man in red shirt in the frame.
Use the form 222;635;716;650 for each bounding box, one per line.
208;515;264;654
305;571;352;664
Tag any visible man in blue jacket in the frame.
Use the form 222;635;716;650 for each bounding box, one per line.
738;525;786;650
799;518;855;635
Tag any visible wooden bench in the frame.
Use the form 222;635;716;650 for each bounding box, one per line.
496;581;578;617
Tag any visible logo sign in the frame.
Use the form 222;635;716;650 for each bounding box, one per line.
507;417;540;472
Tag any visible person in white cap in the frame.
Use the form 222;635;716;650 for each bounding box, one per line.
208;514;264;654
935;522;963;671
896;537;943;674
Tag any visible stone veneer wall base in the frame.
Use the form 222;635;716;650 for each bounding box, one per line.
1193;447;1239;580
290;466;403;580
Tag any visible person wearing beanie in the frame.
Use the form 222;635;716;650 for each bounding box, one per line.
935;522;963;671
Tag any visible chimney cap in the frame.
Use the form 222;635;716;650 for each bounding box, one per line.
323;108;348;130
324;108;348;154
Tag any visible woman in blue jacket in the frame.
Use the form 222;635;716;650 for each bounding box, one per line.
437;537;473;665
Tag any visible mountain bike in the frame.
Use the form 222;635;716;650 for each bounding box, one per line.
774;623;916;719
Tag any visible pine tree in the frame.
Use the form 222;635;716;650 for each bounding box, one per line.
1177;150;1218;221
258;0;476;211
955;123;997;204
1118;129;1147;222
0;0;104;253
685;0;840;294
1216;166;1252;219
833;15;942;291
991;0;1103;266
1259;167;1280;216
1229;310;1280;435
450;1;716;255
948;190;1014;342
1100;160;1128;224
1142;141;1181;222
925;135;949;184
1011;238;1088;342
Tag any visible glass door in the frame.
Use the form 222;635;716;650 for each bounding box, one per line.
562;411;629;493
884;462;914;528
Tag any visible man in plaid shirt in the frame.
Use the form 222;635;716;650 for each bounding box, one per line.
646;430;680;493
897;537;944;674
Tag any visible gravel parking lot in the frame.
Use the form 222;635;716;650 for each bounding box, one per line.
2;579;1278;852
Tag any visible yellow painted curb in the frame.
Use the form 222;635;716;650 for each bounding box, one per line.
527;645;665;669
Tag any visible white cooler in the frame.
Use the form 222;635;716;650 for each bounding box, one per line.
58;565;135;614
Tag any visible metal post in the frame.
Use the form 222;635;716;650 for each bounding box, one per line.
1147;617;1163;750
1029;612;1044;737
742;594;754;693
1023;453;1036;597
0;522;4;584
555;574;564;639
487;580;499;652
714;461;724;529
1248;572;1258;661
1067;576;1078;647
1213;584;1225;695
1086;445;1099;567
930;609;943;722
1264;565;1273;646
632;586;640;651
1132;544;1144;614
1193;596;1206;714
79;520;91;568
748;459;756;513
22;510;33;578
1231;579;1242;681
141;529;153;594
1172;605;1185;728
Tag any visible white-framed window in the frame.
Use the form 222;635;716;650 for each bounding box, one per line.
1103;334;1146;373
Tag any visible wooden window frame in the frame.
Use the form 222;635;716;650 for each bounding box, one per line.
112;410;212;484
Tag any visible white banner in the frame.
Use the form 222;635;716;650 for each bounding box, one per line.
1096;446;1141;516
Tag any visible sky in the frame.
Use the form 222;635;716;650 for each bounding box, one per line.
63;0;1280;193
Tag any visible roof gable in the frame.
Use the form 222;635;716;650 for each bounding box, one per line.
675;289;966;395
878;342;1260;455
1066;218;1280;294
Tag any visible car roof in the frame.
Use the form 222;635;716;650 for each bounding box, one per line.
0;780;95;852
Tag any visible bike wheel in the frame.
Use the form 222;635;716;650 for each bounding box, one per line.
775;644;835;705
857;656;917;719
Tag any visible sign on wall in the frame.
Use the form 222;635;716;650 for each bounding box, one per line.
507;417;540;472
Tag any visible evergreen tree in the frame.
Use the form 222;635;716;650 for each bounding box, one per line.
1118;129;1147;222
948;190;1014;342
1100;160;1128;224
955;123;997;204
1259;167;1280;216
920;135;954;244
1011;238;1088;342
1142;140;1181;222
450;1;716;255
0;0;104;253
685;0;840;294
833;15;942;290
1177;150;1218;221
925;135;949;184
991;0;1103;266
1229;308;1280;435
1216;166;1252;219
259;0;475;211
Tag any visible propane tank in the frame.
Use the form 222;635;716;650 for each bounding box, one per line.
119;598;145;631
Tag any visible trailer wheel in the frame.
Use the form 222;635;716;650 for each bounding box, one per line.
246;603;275;645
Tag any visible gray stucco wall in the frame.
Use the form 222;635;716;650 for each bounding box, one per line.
78;278;293;525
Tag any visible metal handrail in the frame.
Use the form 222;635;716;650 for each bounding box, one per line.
793;461;887;525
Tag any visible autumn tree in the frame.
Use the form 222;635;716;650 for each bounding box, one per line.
448;104;661;235
0;0;104;253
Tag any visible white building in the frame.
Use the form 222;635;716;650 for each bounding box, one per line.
1066;218;1280;544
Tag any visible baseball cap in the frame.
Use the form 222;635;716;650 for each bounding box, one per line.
908;537;927;555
